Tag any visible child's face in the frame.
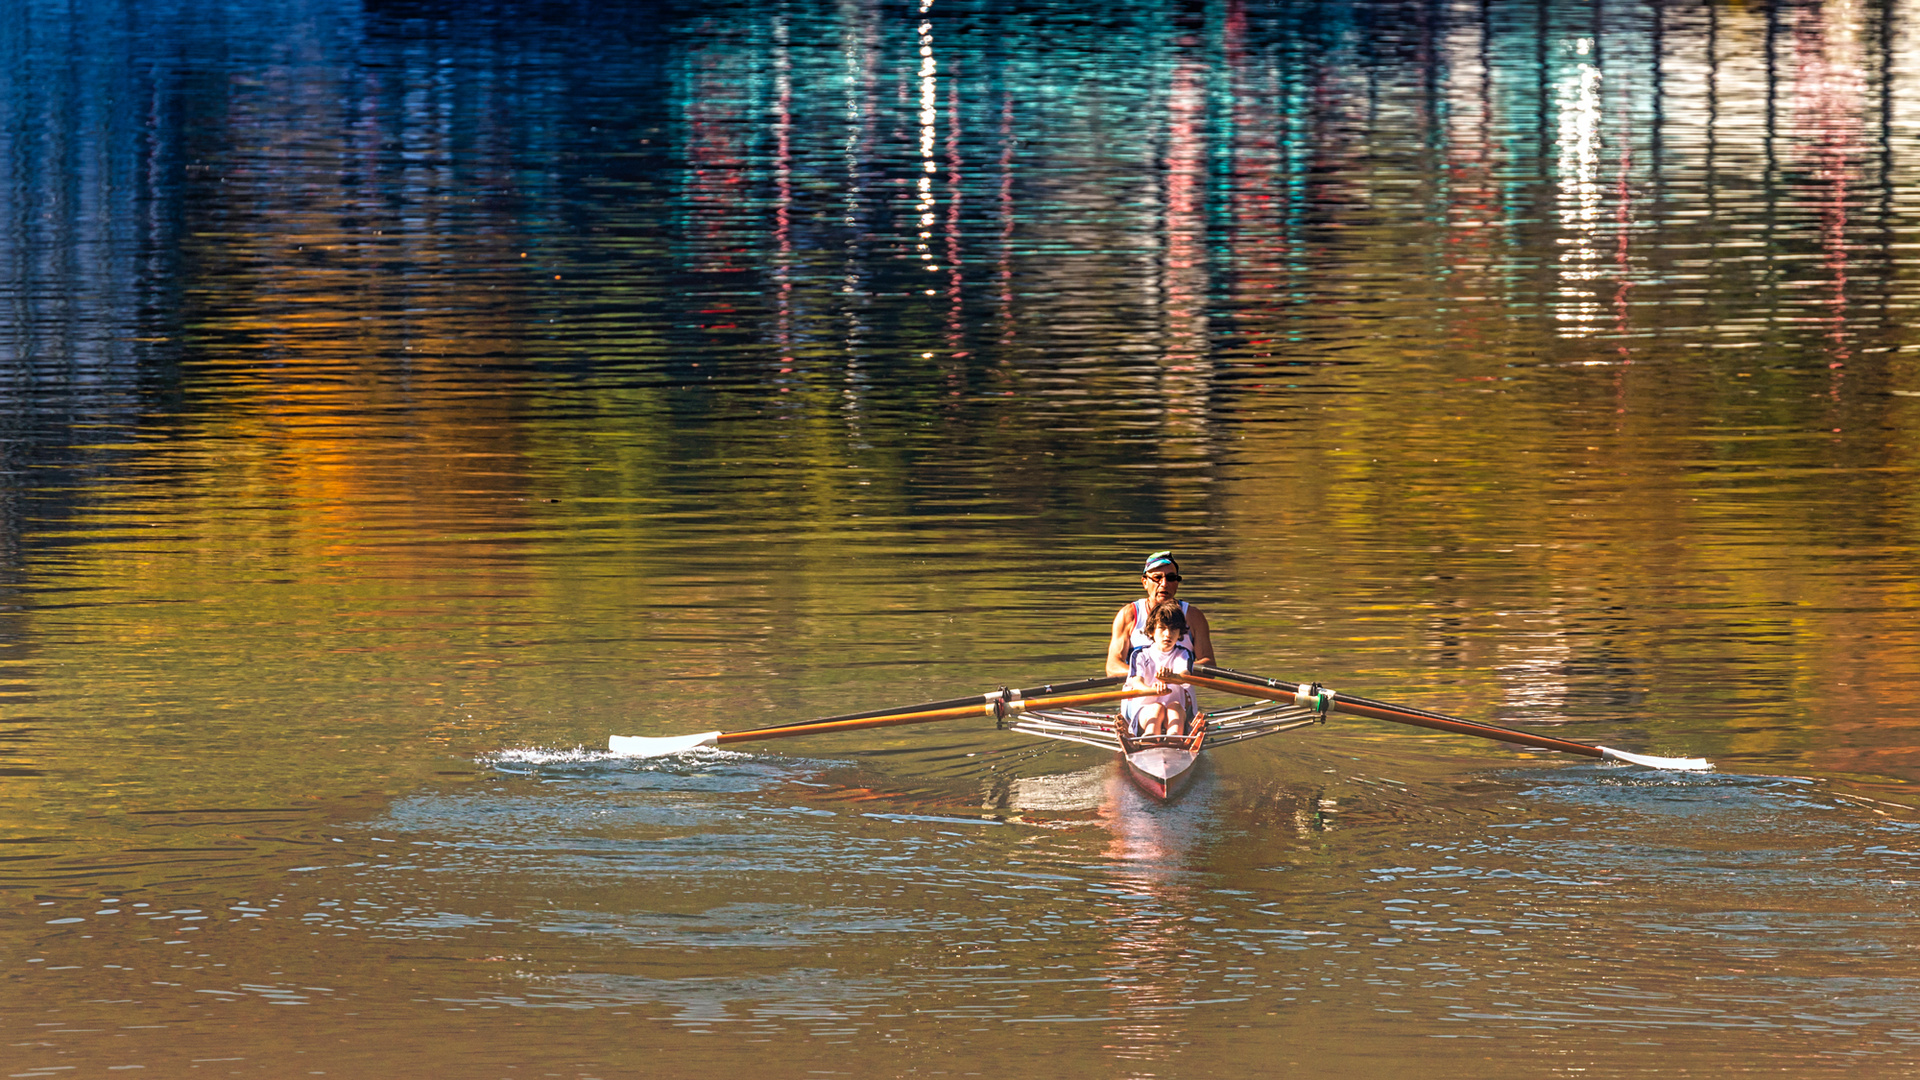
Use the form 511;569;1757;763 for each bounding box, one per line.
1151;622;1179;651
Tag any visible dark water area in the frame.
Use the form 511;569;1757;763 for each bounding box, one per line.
5;0;1920;1075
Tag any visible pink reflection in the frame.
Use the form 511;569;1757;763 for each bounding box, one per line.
1226;0;1291;358
1154;43;1211;449
1788;2;1869;385
1613;36;1635;351
685;34;749;276
774;15;793;372
1163;54;1207;378
1089;764;1204;1065
1437;2;1502;347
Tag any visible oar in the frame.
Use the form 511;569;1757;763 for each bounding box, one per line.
608;677;1142;758
1175;663;1712;771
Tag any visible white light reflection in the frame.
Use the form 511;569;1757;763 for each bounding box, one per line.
841;0;876;436
1494;620;1574;720
842;0;874;295
915;8;939;276
1553;37;1606;334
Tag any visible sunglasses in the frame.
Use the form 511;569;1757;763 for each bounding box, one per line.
1143;572;1183;583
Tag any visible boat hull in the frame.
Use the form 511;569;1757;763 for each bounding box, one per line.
1123;746;1199;800
1006;697;1317;801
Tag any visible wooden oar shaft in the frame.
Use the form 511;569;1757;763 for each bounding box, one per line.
1326;696;1604;759
713;686;1150;746
732;675;1123;733
1176;666;1606;760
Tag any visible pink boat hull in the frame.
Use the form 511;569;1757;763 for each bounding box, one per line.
1123;746;1199;800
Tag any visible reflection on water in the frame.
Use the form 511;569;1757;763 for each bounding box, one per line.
5;0;1920;1075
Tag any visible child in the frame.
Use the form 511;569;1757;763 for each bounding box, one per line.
1121;599;1199;739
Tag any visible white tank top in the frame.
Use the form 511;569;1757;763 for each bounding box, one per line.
1129;599;1194;655
1125;643;1197;718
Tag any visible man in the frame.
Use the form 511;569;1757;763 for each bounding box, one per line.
1106;550;1215;678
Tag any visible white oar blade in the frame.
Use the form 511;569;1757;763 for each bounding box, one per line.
1598;746;1713;771
608;731;720;757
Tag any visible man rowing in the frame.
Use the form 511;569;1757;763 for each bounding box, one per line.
1106;550;1215;735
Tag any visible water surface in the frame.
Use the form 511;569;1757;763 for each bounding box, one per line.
5;0;1920;1075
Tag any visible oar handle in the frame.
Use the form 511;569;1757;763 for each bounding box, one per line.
1173;670;1316;704
1177;664;1606;760
713;685;1155;746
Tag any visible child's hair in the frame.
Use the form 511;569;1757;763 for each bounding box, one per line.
1146;599;1188;636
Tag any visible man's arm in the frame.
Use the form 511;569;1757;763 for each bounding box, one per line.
1188;607;1215;668
1105;604;1135;677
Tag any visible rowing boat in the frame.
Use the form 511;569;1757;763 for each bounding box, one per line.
1000;693;1322;800
605;664;1712;798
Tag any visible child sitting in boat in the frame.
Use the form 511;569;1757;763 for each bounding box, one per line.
1122;600;1199;739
